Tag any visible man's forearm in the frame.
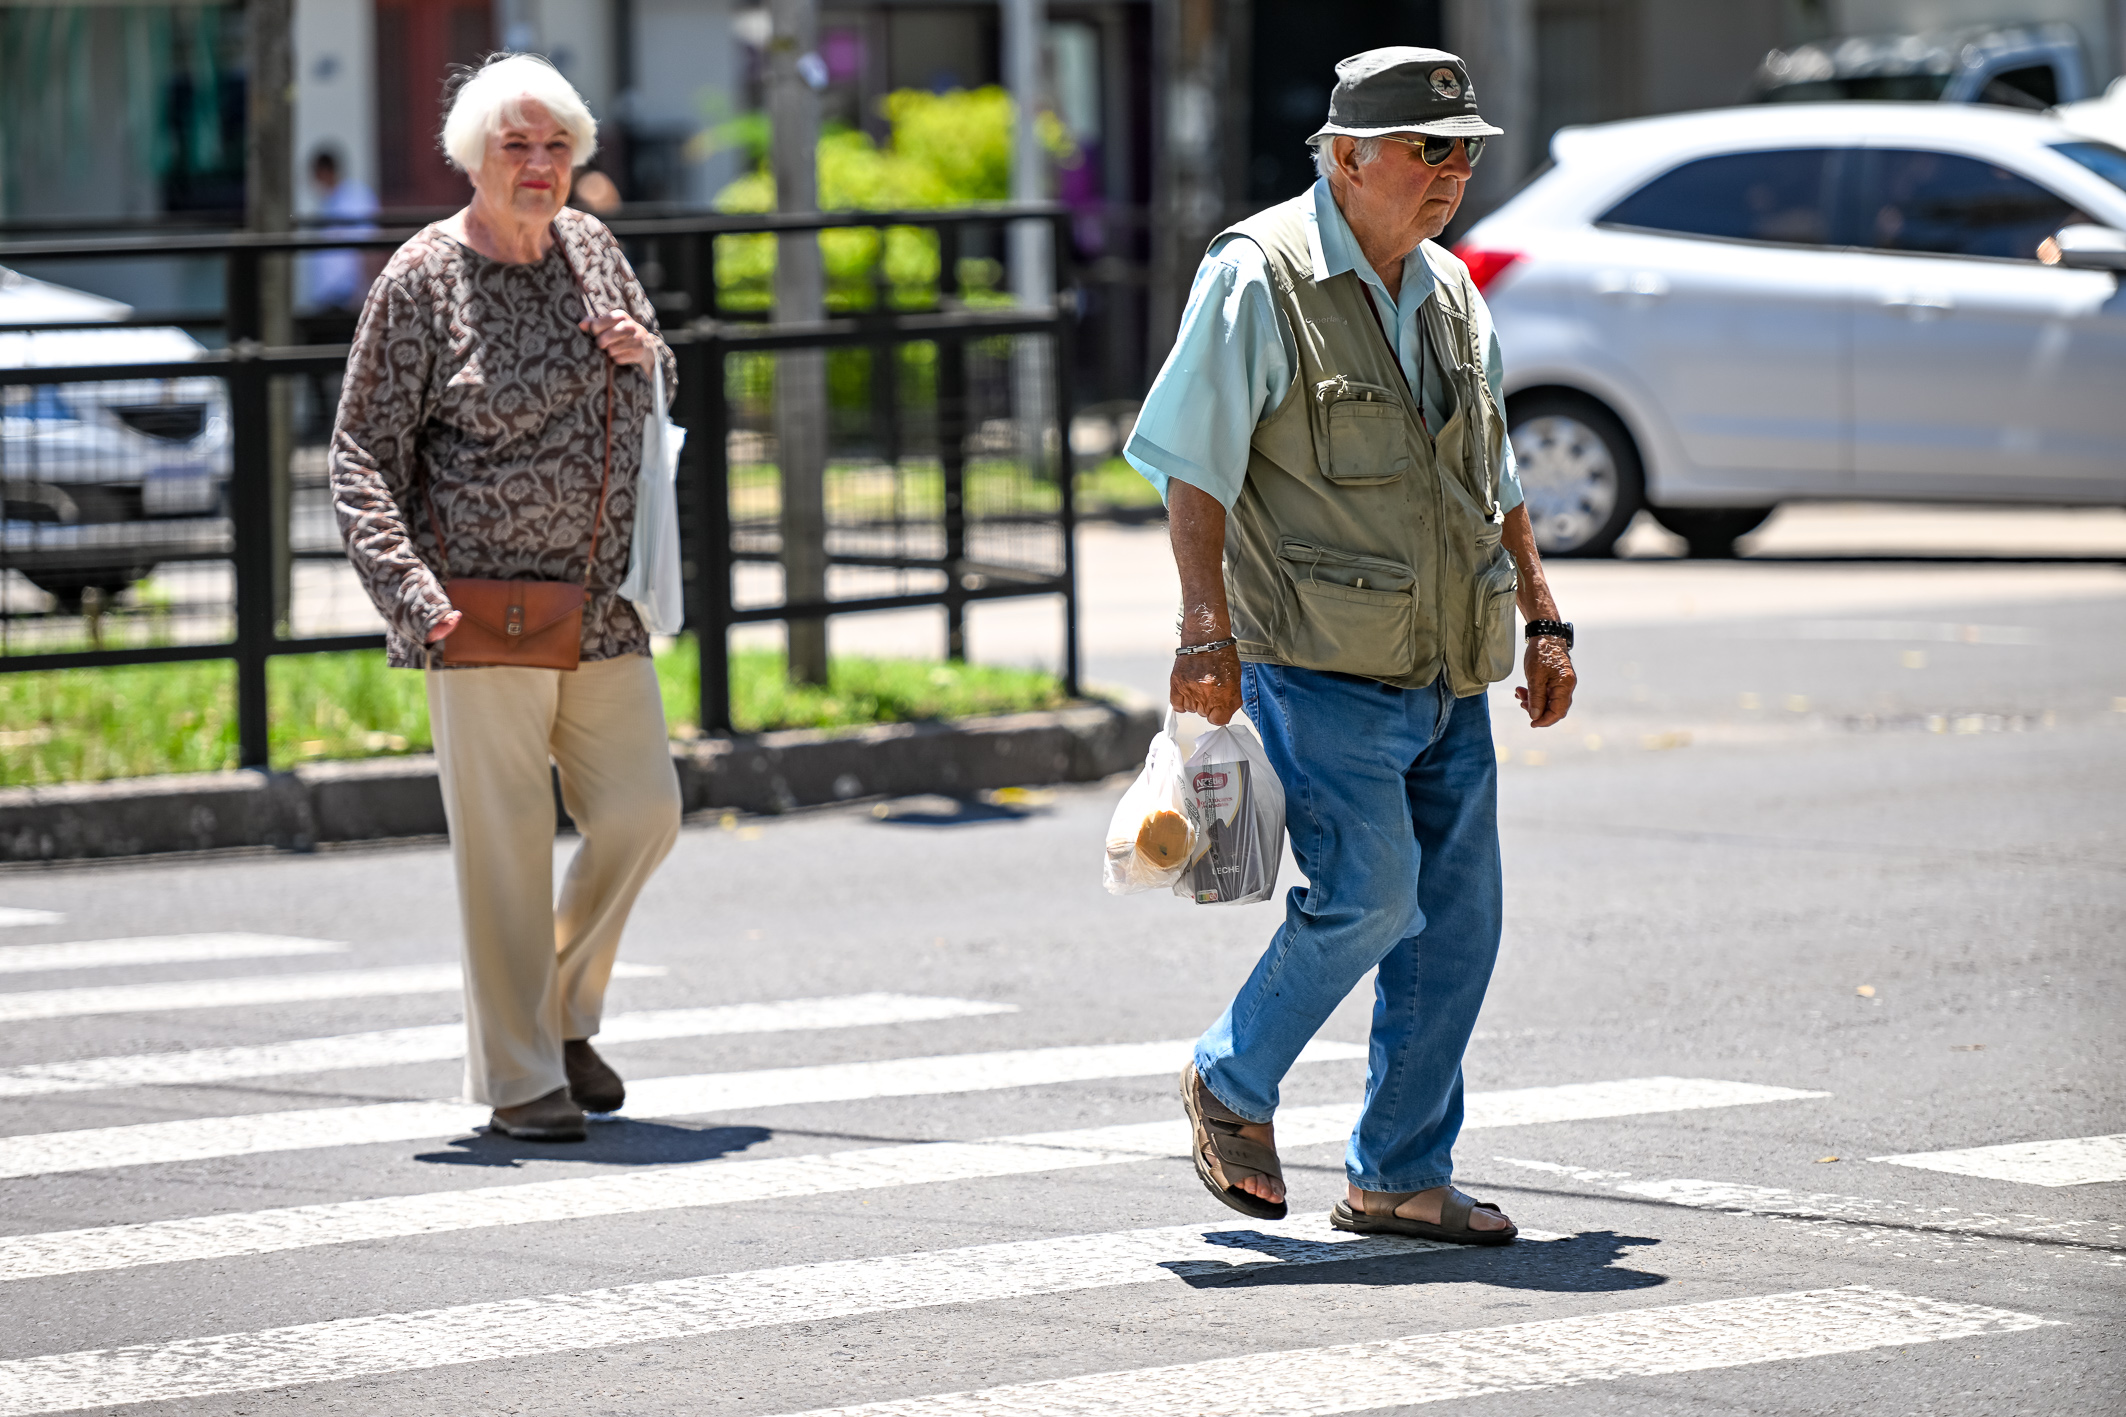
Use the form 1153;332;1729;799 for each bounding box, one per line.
1168;479;1232;645
1500;505;1559;624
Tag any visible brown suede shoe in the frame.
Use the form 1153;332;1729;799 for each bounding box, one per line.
564;1038;626;1114
489;1086;587;1141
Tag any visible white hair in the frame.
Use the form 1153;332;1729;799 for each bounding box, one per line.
441;53;598;173
1310;135;1383;181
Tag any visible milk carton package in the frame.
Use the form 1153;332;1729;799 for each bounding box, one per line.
1176;719;1285;905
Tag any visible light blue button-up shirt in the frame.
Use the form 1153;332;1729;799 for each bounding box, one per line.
1124;178;1522;515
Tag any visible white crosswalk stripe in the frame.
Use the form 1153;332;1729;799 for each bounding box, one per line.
1492;1158;2126;1251
0;933;345;975
0;1213;1568;1416
0;1038;1366;1181
1872;1134;2126;1187
0;1076;1824;1282
0;960;665;1022
0;908;66;928
0;993;1016;1098
772;1287;2050;1417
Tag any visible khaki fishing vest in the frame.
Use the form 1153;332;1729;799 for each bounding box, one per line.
1218;194;1517;697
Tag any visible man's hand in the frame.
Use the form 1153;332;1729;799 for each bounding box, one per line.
1172;644;1243;725
1501;504;1575;727
1516;635;1575;726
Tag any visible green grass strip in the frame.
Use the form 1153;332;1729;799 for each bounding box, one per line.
0;640;1066;786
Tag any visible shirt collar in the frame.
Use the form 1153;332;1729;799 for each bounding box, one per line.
1306;176;1441;312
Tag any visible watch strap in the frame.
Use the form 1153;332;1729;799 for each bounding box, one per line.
1524;619;1574;648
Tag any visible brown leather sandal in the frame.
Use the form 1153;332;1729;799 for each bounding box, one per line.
1330;1184;1517;1245
1180;1062;1287;1220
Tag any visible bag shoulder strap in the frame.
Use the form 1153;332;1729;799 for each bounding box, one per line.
419;217;617;589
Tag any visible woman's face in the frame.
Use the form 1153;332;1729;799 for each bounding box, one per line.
472;99;574;222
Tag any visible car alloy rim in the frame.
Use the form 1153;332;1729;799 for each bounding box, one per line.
1510;414;1619;552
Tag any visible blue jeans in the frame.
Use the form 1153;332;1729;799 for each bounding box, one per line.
1193;663;1503;1194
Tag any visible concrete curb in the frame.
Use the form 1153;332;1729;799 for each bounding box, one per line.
0;698;1158;864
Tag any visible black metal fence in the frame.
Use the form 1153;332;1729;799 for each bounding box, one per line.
0;204;1081;763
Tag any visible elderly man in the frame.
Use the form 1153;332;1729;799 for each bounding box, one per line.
1125;48;1576;1245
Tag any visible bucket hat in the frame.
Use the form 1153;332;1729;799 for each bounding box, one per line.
1309;46;1503;141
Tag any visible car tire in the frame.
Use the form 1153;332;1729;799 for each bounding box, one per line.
25;571;144;612
1505;391;1645;558
1648;506;1776;559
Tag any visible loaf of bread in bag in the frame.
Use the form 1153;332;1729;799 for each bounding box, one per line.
1135;810;1190;867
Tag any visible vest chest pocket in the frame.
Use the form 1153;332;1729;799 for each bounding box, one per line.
1277;540;1420;680
1316;379;1413;486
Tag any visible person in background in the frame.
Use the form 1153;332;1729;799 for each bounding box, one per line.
303;147;380;313
1131;48;1577;1245
328;54;682;1142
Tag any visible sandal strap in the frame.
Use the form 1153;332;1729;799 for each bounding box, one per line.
1362;1189;1423;1218
1202;1124;1282;1181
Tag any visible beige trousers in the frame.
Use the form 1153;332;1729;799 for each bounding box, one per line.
426;653;682;1108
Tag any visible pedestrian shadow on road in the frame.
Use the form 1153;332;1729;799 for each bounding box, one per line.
1163;1229;1667;1295
867;794;1045;826
412;1121;774;1169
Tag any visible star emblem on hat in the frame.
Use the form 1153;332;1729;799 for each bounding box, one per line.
1429;66;1463;100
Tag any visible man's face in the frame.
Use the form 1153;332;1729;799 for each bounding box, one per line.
1337;132;1474;244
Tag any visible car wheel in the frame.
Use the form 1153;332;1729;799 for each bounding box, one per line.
1506;392;1645;558
1648;506;1776;559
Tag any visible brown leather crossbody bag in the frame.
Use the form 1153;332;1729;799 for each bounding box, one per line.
421;243;616;672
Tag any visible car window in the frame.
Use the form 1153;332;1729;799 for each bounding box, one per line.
2052;141;2126;196
1978;65;2058;109
1855;149;2088;260
1598;149;1837;245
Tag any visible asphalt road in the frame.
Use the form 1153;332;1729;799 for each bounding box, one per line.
0;511;2120;1415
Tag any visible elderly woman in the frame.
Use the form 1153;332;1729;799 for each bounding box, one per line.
330;53;681;1142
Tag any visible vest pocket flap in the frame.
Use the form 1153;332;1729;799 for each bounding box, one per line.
1277;540;1415;596
1319;385;1414;486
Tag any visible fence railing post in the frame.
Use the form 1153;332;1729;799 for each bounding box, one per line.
227;345;275;769
684;328;733;735
1050;211;1081;700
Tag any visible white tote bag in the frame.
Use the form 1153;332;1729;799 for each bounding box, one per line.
618;365;688;635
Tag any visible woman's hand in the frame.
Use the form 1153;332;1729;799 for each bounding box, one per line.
579;309;658;369
426;610;462;644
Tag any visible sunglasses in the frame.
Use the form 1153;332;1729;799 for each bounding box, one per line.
1379;133;1487;168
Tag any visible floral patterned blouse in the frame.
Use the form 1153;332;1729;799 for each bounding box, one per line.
329;208;678;667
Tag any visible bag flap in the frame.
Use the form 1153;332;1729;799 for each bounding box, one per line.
449;579;587;639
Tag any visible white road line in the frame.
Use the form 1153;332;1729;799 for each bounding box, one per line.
0;961;664;1023
0;909;63;928
0;1214;1567;1416
0;1039;1364;1181
0;1076;1824;1283
0;994;1017;1098
776;1286;2050;1417
1492;1158;2126;1250
1872;1134;2126;1187
0;934;345;975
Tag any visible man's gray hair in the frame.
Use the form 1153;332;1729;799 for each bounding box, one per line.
1310;134;1384;181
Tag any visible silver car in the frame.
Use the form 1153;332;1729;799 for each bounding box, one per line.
1;269;230;605
1457;102;2126;556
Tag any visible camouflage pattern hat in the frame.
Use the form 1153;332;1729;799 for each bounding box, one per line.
1309;46;1503;141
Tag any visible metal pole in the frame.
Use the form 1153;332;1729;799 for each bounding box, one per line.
767;0;831;686
1050;212;1080;699
1003;0;1053;482
228;346;275;770
937;223;967;662
247;0;296;636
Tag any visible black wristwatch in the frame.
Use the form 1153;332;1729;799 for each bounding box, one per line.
1524;619;1574;649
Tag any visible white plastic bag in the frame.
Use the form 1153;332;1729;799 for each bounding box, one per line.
1102;710;1202;895
1174;716;1285;905
618;364;687;635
